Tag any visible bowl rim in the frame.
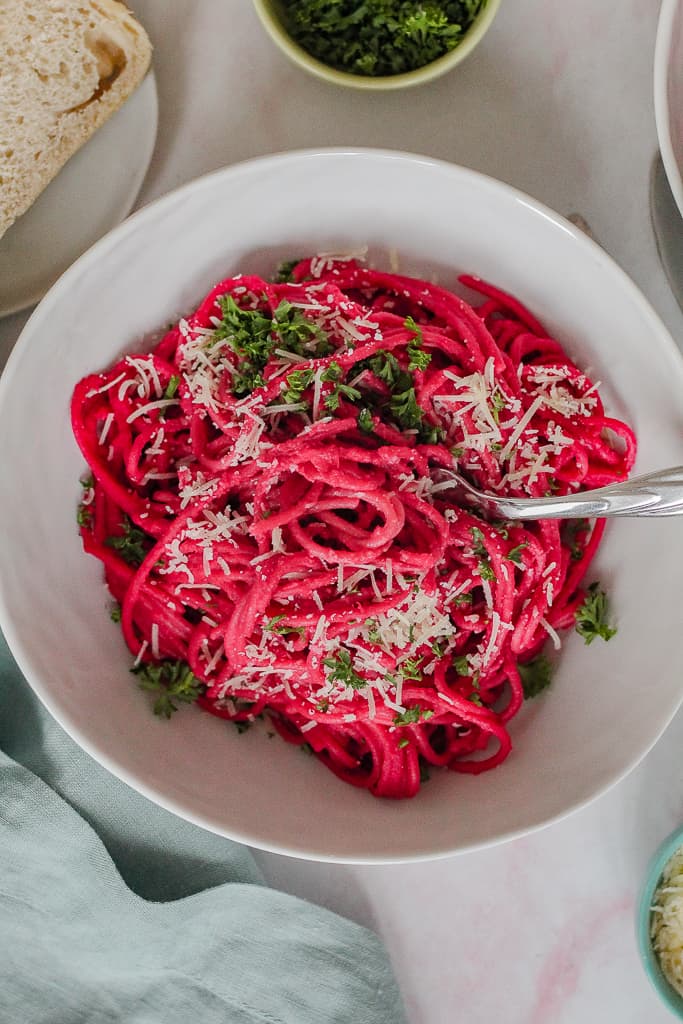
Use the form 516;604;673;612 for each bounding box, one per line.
654;0;683;216
637;823;683;1018
3;147;683;863
251;0;502;90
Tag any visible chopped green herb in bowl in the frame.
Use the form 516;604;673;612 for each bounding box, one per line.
252;0;500;89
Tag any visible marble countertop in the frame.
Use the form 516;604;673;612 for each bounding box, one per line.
2;2;682;1020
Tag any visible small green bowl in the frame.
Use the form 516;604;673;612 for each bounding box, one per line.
637;823;683;1018
251;0;502;91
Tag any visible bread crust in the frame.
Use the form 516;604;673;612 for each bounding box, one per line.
0;0;152;239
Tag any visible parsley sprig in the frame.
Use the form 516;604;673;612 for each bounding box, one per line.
133;659;204;718
575;583;617;644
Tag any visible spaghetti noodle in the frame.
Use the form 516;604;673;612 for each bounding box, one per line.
71;255;636;798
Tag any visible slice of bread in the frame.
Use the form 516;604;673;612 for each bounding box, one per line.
0;0;152;240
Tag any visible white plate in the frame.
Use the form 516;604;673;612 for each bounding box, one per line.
655;0;683;217
0;72;158;318
2;150;683;863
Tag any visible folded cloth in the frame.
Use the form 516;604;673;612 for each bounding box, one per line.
0;634;407;1024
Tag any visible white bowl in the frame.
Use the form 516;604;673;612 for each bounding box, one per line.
2;149;683;864
655;0;683;216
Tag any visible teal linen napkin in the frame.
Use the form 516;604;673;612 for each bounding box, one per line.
0;634;407;1024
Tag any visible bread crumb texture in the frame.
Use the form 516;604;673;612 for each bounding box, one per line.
0;0;152;239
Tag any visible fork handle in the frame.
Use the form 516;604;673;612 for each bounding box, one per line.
494;466;683;520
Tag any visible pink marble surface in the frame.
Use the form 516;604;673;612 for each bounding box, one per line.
2;1;682;1020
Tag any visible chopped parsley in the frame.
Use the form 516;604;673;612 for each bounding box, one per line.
213;294;329;396
477;561;496;582
393;705;434;726
399;657;423;681
322;361;343;382
110;604;122;624
324;381;362;412
77;474;94;528
281;368;314;404
164;374;180;399
215;294;272;352
562;518;590;561
575;582;617;644
470;526;488;556
363;349;402;388
214;295;274;396
356;348;437;437
273;300;331;355
490;390;506;423
323;648;367;689
405;315;431;371
77;504;92;528
518;653;553;699
389;383;423;431
283;0;486;78
274;257;302;283
505;541;527;565
105;517;149;567
357;407;374;433
265;614;305;638
453;654;470;676
365;618;382;644
133;659;204;718
471;526;496;582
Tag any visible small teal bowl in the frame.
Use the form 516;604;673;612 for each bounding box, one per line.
637;824;683;1018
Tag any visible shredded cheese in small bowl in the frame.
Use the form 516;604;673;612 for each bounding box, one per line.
638;827;683;1018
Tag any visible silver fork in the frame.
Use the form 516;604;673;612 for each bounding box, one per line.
430;466;683;520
